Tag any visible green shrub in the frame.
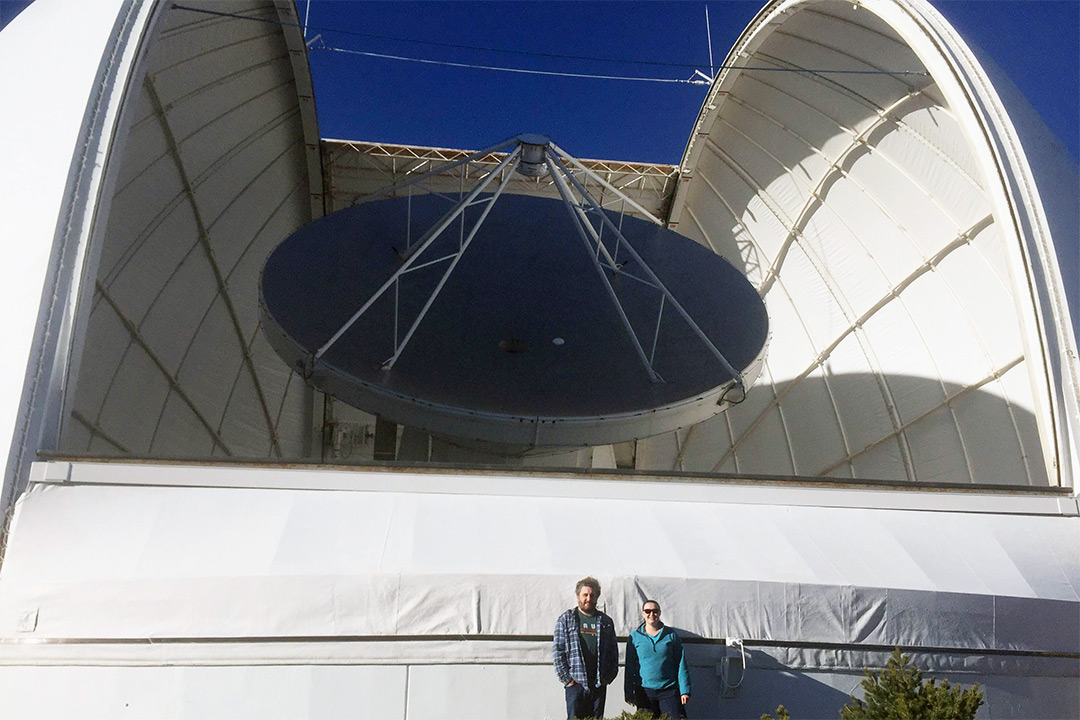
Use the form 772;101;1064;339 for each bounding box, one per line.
840;648;984;720
762;649;984;720
605;711;670;720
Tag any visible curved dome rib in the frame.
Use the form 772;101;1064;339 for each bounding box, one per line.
44;0;325;468
664;0;1077;487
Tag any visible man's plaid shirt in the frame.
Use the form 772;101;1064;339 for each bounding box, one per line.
553;608;619;689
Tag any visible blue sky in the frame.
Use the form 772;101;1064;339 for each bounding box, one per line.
299;1;1080;164
1;1;1076;163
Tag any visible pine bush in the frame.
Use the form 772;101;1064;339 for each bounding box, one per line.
606;710;671;720
840;648;984;720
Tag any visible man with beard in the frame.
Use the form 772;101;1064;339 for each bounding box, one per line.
553;576;619;719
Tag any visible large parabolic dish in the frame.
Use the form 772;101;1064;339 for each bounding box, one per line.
260;138;769;449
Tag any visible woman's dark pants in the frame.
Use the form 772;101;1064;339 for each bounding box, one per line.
643;686;686;718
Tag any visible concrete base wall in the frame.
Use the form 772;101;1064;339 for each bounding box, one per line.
0;646;1076;720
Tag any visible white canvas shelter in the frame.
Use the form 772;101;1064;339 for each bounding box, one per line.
0;1;1076;718
663;0;1080;489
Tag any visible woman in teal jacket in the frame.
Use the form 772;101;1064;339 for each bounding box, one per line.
625;600;691;718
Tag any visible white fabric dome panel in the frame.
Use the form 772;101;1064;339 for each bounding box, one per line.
58;1;319;462
661;0;1073;486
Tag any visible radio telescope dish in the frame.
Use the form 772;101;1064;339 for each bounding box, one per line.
260;136;768;450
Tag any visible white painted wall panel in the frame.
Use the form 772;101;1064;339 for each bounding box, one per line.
0;665;407;720
5;658;1066;720
406;664;570;720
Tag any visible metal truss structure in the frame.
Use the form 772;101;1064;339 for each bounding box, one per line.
313;135;744;391
321;138;679;221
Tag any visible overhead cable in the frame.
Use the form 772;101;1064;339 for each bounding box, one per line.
173;4;928;79
313;42;926;82
315;44;710;85
173;3;733;71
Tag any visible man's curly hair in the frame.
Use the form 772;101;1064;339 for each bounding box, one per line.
575;576;601;597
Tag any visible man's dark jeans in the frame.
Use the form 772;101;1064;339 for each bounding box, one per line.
565;682;606;719
643;686;686;718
